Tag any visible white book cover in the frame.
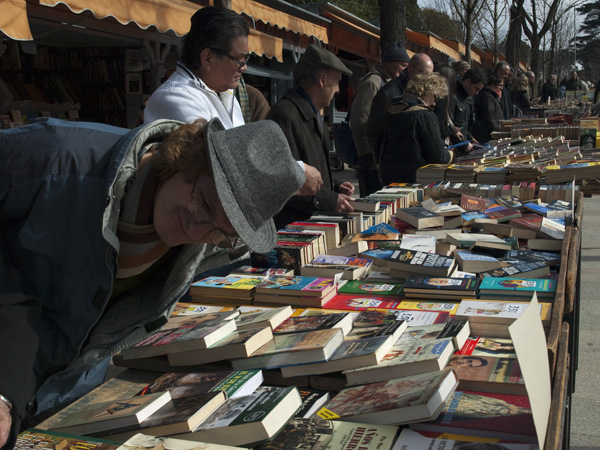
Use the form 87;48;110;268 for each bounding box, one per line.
400;234;437;253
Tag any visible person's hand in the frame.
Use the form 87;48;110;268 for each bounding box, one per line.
295;164;323;196
455;131;465;141
464;142;474;153
0;400;11;449
337;181;355;196
471;138;479;145
336;193;355;212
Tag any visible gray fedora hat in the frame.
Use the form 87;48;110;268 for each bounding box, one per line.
205;118;305;253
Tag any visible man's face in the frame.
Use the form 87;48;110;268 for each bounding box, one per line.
571;71;578;80
496;65;510;81
464;79;484;97
203;35;249;92
528;73;535;83
451;357;484;368
153;170;237;247
315;69;342;110
383;61;408;79
550;76;557;85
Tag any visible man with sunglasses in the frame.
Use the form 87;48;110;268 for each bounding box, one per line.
144;6;322;197
0;117;305;449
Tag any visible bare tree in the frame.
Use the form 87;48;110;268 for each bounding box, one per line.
379;0;407;52
521;0;562;80
448;0;486;63
505;0;525;70
474;0;509;63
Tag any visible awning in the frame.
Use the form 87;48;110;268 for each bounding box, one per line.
1;0;33;40
249;28;283;62
231;0;328;43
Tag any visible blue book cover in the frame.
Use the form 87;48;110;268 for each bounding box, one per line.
364;223;399;234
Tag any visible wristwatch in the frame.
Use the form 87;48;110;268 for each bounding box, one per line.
0;394;12;411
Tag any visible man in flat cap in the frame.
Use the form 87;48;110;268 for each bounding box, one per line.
350;42;410;197
268;44;357;229
452;60;470;81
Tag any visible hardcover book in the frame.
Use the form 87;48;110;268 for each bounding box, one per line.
230;328;345;371
316;369;458;425
447;354;525;395
343;339;455;386
119;312;239;360
172;386;302;447
50;392;172;436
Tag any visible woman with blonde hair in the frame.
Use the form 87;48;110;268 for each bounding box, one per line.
510;73;531;112
377;72;454;184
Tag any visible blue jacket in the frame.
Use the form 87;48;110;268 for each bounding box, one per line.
0;118;233;441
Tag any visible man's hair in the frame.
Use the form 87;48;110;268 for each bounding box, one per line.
462;67;487;85
488;74;504;86
405;72;448;100
293;63;328;90
152;119;212;182
466;356;489;366
181;6;249;69
494;61;510;73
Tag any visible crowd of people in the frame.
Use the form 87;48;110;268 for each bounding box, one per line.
0;5;596;450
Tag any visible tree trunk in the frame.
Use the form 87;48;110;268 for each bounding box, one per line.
214;0;232;9
506;0;525;70
379;0;406;53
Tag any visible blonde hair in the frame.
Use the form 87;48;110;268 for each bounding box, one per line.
405;72;448;100
151;119;211;182
510;74;529;94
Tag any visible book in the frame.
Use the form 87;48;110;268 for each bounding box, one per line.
484;207;522;223
112;433;248;450
255;418;399;450
273;312;353;336
479;260;550;279
454;251;503;273
400;234;437;253
280;320;407;377
295;389;331;419
410;390;537;443
396;300;460;315
456;300;551;327
338;280;404;297
457;336;517;358
189;276;262;300
230;265;294;277
350;232;400;242
396;207;444;229
50;392;172;436
139;370;264;400
349;198;381;212
447;354;525;395
445;233;508;249
120;312;239;360
287;221;341;251
402;275;479;298
230;328;345;370
15;429;120;450
300;254;372;280
316;369;458;425
166;327;273;366
343;339;455;386
252;289;338;308
384;250;455;277
100;391;227;439
326;240;369;257
392;428;539;450
255;276;336;298
538;217;565;240
478;277;556;301
234;306;293;331
171;386;302;447
460;194;487;212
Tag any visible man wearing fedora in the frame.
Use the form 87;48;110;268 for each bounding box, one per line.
267;44;357;229
0;117;306;449
350;42;410;197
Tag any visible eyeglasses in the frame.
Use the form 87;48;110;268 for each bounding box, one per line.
187;175;240;250
209;48;251;68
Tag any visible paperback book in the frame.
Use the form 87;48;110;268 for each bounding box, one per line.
337;280;404;297
447;354;525;395
402;275;479;298
255;276;336;298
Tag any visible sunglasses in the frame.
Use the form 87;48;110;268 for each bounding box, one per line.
209;48;251;68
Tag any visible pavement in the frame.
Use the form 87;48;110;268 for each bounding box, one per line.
331;163;598;449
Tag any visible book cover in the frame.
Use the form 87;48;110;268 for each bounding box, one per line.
113;433;247;450
397;300;460;315
343;339;455;386
460;194;487;212
385;250;455;277
189;276;263;299
234;306;293;331
393;428;538;450
255;418;399;450
139;369;264;400
167;327;274;366
403;275;480;295
447;355;525;395
338;280;404;297
455;251;502;273
323;294;405;311
396;207;444;229
456;300;550;325
316;369;458;425
179;386;302;447
295;390;331;419
400;234;437;253
231;328;345;370
410;390;537;443
120;312;239;359
50;392;172;436
479;277;556;298
480;261;550;279
255;276;336;298
273;312;353;336
458;336;517;358
350;232;400;242
15;429;120;450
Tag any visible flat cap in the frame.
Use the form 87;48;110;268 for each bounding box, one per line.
452;60;471;72
382;42;410;63
298;44;352;76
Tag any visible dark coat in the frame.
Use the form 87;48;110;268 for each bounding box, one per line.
499;85;513;120
366;73;408;160
511;89;530;112
267;88;339;229
541;82;558;102
472;86;503;143
452;80;475;140
565;78;584;91
378;94;452;185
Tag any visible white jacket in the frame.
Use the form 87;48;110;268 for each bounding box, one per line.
144;62;245;128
